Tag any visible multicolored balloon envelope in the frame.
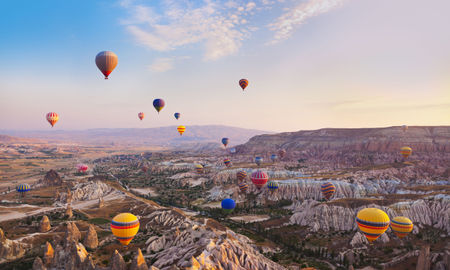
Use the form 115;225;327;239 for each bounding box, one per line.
356;208;390;242
177;125;186;135
17;183;30;193
321;182;336;200
255;156;263;166
238;182;249;193
237;170;247;181
251;170;268;188
239;79;248;90
224;158;232;168
195;164;204;174
221;138;229;147
221;198;236;213
46;112;59;127
174;112;180;120
153;99;165;113
391;216;413;239
95;51;118;79
400;147;412;159
267;181;278;191
138;112;144;120
111;213;140;246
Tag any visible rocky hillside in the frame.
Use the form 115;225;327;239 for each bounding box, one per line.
236;126;450;154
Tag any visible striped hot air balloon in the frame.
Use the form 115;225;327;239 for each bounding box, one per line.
251;170;268;188
255;156;263;166
237;170;247;182
17;184;30;193
221;198;236;213
46;112;59;127
224;158;232;168
321;182;336;200
267;181;278;191
195;164;204;174
356;208;390;242
239;79;248;91
238;182;249;193
111;213;140;246
153;99;165;113
138;112;144;120
391;216;413;239
400;147;412;159
95;51;118;79
177;125;186;136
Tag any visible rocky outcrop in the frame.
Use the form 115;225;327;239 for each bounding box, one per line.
98;197;105;208
416;245;431;270
110;250;126;270
39;169;63;186
65;222;81;243
65;205;73;219
69;181;115;202
43;241;54;265
83;225;98;250
130;248;148;270
0;227;28;262
32;257;47;270
40;215;51;232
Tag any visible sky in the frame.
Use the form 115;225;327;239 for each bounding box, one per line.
0;0;449;132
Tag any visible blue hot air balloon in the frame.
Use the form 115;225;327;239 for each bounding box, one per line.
221;198;236;213
153;99;165;113
255;156;263;166
222;138;229;147
174;112;180;120
270;154;278;162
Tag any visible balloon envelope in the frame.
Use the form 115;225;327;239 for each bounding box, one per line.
221;198;236;213
356;208;390;242
400;146;412;159
17;183;30;193
270;154;277;162
239;79;248;90
223;158;232;168
267;181;278;191
195;164;204;174
138;112;144;120
321;182;336;200
95;51;118;79
177;125;186;135
238;182;249;193
251;170;268;188
174;112;180;120
221;138;229;147
391;216;413;239
237;170;247;181
153;99;165;113
76;164;88;173
46;112;59;127
111;213;140;246
255;156;263;166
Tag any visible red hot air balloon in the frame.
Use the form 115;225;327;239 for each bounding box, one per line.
95;51;118;79
76;164;88;173
239;79;248;91
138;112;144;120
251;170;268;188
46;112;59;127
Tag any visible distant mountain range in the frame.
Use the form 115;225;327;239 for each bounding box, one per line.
0;125;271;148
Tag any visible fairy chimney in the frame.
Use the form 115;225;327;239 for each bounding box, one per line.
40;215;51;233
83;225;98;250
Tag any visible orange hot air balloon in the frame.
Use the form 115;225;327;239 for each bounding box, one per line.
46;112;59;127
177;125;186;136
95;51;118;79
400;147;412;159
138;112;144;120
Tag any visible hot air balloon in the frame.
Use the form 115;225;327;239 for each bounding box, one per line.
278;149;286;158
391;216;413;239
95;51;118;79
229;147;236;154
321;182;336;200
356;208;390;242
221;138;229;148
76;164;88;173
111;213;140;246
17;183;30;195
238;182;249;193
221;198;236;213
174;112;180;120
402;125;408;132
239;79;248;91
270;154;278;162
46;112;59;127
400;147;412;159
195;164;204;174
153;99;165;113
138;112;144;120
251;170;268;188
177;125;186;136
255;156;263;166
224;158;232;168
237;170;247;182
267;181;278;191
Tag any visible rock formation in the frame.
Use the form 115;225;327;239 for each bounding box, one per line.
32;256;47;270
65;205;73;219
83;225;98;250
43;241;54;265
39;169;63;186
130;248;148;270
39;215;51;233
98;196;105;208
0;227;28;262
110;250;126;270
65;222;81;243
416;245;431;270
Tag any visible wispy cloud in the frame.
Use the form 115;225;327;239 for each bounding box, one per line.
149;57;175;72
268;0;345;44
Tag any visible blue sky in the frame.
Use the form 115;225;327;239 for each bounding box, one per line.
1;0;449;132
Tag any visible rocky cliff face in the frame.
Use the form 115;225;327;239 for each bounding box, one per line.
39;170;63;186
0;227;28;263
57;181;117;203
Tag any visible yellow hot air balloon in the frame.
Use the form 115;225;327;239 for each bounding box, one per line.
391;216;413;239
400;146;412;159
402;125;408;132
177;125;186;136
111;213;139;245
356;208;390;243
